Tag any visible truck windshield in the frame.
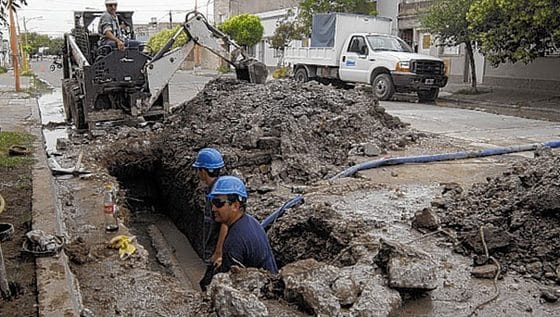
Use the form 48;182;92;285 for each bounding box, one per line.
366;35;413;53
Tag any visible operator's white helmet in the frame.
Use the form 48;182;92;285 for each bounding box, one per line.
105;0;118;4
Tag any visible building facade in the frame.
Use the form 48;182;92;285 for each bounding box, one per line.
214;0;299;24
214;0;300;67
378;0;560;89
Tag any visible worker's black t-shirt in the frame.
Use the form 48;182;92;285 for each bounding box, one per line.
221;214;278;274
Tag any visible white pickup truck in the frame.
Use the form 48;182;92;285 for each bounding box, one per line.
285;13;448;102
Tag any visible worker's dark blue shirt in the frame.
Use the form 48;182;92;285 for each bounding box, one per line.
221;214;278;274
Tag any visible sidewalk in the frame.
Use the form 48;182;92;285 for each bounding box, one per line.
0;70;32;92
439;82;560;114
0;70;82;316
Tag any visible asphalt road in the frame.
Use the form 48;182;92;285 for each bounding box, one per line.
381;100;560;148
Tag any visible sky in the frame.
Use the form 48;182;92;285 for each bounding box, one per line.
11;0;214;37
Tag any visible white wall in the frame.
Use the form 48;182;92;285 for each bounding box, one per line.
377;0;402;36
484;57;560;90
254;8;298;67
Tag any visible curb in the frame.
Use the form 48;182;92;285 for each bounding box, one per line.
29;97;83;316
438;95;560;116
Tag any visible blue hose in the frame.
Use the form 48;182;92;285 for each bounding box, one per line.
261;194;304;230
331;140;560;180
261;140;560;230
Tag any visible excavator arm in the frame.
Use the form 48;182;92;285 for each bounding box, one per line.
144;12;267;109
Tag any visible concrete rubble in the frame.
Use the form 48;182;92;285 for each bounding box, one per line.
428;149;560;283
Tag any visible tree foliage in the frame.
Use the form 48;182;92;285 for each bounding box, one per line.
298;0;378;35
146;26;189;54
421;0;475;46
468;0;560;65
47;37;64;55
269;10;305;51
0;0;27;25
269;21;305;50
218;14;263;47
422;0;478;89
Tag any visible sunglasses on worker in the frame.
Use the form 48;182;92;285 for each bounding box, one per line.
211;198;231;208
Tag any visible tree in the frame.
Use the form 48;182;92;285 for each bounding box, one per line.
218;14;263;48
298;0;378;35
47;37;64;56
270;21;305;50
146;26;189;55
23;32;50;55
269;10;306;65
0;0;27;24
468;0;560;66
421;0;479;90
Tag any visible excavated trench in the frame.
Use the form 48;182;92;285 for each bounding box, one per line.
102;77;423;268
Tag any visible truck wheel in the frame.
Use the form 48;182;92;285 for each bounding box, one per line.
372;74;395;101
418;88;439;103
294;68;309;82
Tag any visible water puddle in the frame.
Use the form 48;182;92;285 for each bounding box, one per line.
38;88;68;153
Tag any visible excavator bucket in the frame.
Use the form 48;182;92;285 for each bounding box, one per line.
235;59;268;84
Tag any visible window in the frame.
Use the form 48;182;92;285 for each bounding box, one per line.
347;36;367;54
366;35;413;53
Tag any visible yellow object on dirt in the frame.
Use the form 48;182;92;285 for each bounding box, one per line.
0;193;5;214
108;235;136;259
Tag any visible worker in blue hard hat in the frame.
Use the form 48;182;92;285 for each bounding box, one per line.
192;148;228;270
208;176;278;274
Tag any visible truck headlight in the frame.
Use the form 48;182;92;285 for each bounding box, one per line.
395;61;411;72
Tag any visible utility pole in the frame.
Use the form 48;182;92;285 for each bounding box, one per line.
169;10;172;29
8;0;21;92
16;13;29;74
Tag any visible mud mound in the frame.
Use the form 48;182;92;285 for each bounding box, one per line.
430;150;560;281
159;78;419;186
101;78;420;263
267;202;368;267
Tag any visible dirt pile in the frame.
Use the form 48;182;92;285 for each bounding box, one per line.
97;78;421;260
266;202;369;267
159;78;420;186
429;149;560;282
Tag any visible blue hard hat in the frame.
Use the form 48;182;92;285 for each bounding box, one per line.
208;176;248;199
192;148;225;169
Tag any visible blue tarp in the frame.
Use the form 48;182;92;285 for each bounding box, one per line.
310;13;337;48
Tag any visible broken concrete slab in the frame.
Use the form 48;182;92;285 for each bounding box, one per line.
281;259;342;315
379;239;438;291
471;264;499;279
463;226;513;254
388;255;438;290
412;208;440;231
209;274;269;317
350;278;402;317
